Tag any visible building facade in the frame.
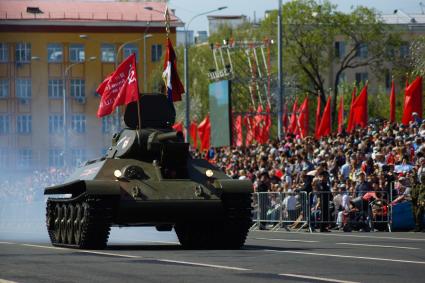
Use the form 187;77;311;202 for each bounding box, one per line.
0;0;183;172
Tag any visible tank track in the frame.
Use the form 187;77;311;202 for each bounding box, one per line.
46;195;114;250
175;193;252;249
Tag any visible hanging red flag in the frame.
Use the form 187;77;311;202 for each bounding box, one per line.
297;97;309;138
172;121;184;132
190;121;198;147
288;98;298;134
261;105;271;143
317;96;331;139
402;76;423;125
198;115;210;151
244;113;255;146
282;104;289;133
254;105;264;143
234;115;243;147
346;86;357;133
162;38;184;102
351;84;368;129
97;53;139;118
390;79;396;123
314;96;321;139
337;95;344;134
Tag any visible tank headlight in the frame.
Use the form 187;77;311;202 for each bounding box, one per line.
206;169;214;178
114;169;122;178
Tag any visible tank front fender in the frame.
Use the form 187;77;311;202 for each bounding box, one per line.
45;180;121;196
214;179;253;194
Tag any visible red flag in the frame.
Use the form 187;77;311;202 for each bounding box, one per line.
254;105;264;143
288;99;298;134
97;53;139;118
190;121;198;147
282;104;289;133
337;95;344;134
96;74;111;96
163;38;184;102
402;76;423;125
261;106;271;143
351;84;368;129
234;115;243;147
390;79;396;123
317;96;331;139
297;98;309;138
244;113;255;146
198;115;210;151
346;86;357;133
172;121;183;132
314;96;321;139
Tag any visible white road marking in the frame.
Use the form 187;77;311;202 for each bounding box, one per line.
279;273;359;283
336;242;420;250
254;237;318;243
265;249;425;265
0;241;15;245
158;259;251;271
267;231;425;242
0;279;19;283
21;244;140;258
17;243;250;271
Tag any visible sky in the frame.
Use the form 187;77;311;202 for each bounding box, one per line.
168;0;421;33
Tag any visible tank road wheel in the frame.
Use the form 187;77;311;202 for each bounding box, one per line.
46;201;58;245
53;204;63;244
60;204;68;244
77;200;112;250
73;203;83;245
175;194;252;250
66;204;75;245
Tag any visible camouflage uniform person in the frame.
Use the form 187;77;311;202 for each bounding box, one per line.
411;167;425;232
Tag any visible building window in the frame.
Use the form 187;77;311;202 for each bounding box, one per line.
17;115;32;134
0;43;8;62
48;79;63;98
356;43;368;58
0;148;8;169
49;148;64;167
16;78;31;98
151;44;162;62
71;114;86;133
335;41;346;58
0;115;10;134
0;79;9;98
400;43;409;58
15;42;31;63
47;43;63;63
69;44;85;62
17;148;32;169
70;79;85;98
49;115;64;134
123;44;139;62
101;44;115;63
71;148;86;167
355;72;368;85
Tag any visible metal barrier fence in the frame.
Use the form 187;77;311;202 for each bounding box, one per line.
251;191;309;231
251;190;394;233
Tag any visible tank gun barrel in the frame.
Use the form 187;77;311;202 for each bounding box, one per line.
156;131;183;142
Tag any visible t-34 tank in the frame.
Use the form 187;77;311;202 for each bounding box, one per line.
44;94;252;249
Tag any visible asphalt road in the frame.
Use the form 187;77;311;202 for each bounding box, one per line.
1;228;425;283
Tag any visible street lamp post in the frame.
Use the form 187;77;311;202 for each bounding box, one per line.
62;56;96;167
277;0;284;139
184;6;227;142
143;33;153;92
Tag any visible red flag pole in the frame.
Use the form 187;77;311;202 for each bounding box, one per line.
136;93;142;129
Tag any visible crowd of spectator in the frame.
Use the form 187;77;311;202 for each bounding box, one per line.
194;119;425;231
